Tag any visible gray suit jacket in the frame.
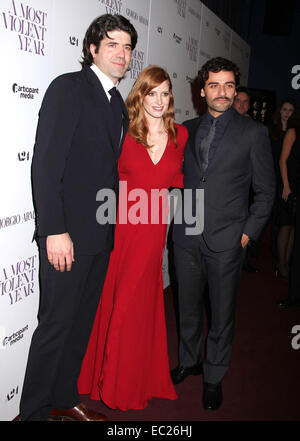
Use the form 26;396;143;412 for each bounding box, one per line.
173;108;276;252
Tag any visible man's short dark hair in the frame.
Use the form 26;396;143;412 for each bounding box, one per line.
197;57;240;90
81;14;138;66
236;86;250;99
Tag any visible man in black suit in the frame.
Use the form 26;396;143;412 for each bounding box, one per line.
20;14;137;421
172;58;275;409
233;86;261;273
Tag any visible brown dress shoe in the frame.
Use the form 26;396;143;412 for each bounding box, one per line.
49;403;108;421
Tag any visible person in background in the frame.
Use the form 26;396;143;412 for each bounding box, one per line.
233;86;261;273
278;112;300;308
233;86;251;117
20;14;137;421
269;100;296;278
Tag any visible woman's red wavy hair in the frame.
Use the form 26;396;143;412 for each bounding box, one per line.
125;65;177;148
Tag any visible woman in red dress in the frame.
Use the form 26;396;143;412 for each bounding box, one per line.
77;65;188;410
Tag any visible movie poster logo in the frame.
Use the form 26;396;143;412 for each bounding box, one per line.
6;385;20;402
2;0;48;56
0;214;21;230
129;49;145;80
188;5;201;21
0;210;35;230
1;324;29;349
186;36;198;62
6;386;20;403
125;7;148;26
69;36;79;47
173;33;182;44
174;0;187;18
12;82;39;100
18;150;31;161
99;0;122;15
0;255;38;306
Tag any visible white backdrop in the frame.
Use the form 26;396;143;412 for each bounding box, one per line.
0;0;250;421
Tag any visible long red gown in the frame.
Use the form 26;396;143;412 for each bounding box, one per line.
77;123;188;410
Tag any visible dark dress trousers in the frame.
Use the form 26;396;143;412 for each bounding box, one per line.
173;107;275;384
20;66;128;420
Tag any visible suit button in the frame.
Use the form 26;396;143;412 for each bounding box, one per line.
201;177;206;182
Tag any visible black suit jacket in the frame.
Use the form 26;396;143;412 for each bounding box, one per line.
32;66;129;255
173;109;275;252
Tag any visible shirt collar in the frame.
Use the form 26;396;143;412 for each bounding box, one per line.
204;106;235;128
90;64;118;101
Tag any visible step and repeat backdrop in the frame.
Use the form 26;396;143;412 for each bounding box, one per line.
0;0;250;420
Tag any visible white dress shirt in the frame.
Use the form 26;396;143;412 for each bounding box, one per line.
90;64;118;102
90;64;123;146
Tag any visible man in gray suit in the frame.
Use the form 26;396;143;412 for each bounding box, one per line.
172;58;275;409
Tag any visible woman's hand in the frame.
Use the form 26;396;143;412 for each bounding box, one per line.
282;185;291;202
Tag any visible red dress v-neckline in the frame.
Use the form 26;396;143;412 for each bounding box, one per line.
145;136;169;166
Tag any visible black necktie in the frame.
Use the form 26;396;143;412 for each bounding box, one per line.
108;87;123;148
199;118;217;171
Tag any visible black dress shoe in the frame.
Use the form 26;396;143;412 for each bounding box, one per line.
202;382;222;410
49;403;108;421
171;364;202;384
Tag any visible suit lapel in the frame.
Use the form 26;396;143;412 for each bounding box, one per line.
206;110;240;173
186;117;203;170
187;110;244;174
118;97;129;158
82;66;123;156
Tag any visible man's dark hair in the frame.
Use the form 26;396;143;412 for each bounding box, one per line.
236;86;250;99
81;14;138;66
197;57;240;90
